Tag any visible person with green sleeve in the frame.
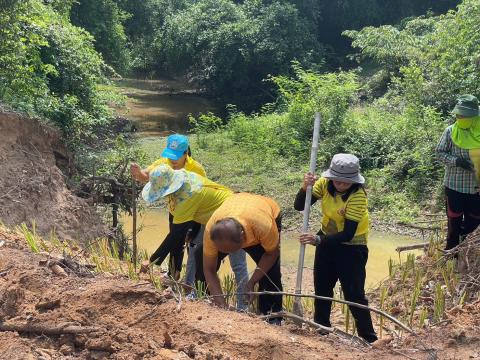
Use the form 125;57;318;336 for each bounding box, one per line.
436;94;480;250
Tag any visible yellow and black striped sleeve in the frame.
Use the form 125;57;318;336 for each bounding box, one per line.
345;190;367;222
312;177;327;199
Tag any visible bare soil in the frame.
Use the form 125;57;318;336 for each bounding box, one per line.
2;228;480;359
0;111;104;241
0;228;385;360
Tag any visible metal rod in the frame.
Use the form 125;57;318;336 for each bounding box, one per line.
132;177;138;271
293;112;321;316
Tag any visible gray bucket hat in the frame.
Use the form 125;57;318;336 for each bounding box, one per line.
322;154;365;184
452;94;480;117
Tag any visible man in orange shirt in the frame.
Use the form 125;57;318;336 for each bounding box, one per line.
195;193;283;321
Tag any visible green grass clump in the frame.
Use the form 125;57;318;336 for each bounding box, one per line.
18;222;41;253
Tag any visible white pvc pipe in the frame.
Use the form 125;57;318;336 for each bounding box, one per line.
293;112;321;314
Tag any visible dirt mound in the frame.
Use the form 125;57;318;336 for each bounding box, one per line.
0;227;410;360
0;111;104;241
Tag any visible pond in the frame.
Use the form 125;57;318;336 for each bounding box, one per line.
117;78;424;289
115;78;218;137
121;208;422;289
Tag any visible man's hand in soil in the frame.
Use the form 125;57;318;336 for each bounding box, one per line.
204;255;226;308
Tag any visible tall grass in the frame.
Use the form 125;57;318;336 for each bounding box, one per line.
18;222;41;253
433;283;446;322
378;286;388;337
408;269;423;326
221;273;236;308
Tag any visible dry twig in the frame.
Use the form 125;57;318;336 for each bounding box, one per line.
260;311;370;347
0;322;101;335
208;291;415;334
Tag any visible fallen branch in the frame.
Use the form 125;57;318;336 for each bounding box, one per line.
260;311;370;347
0;323;101;335
396;243;429;253
390;349;418;360
208;291;415;334
397;222;441;231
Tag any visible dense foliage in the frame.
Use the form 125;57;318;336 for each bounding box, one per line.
157;0;322;109
2;0;460;116
0;0;111;147
70;0;130;74
1;0;475;221
189;0;480;220
0;0;136;203
65;0;460;109
345;0;480;112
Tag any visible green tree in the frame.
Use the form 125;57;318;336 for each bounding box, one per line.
345;0;480;112
315;0;459;66
159;0;322;110
116;0;190;77
70;0;130;74
0;0;111;147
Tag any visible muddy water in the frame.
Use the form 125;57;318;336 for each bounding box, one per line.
122;209;422;288
118;79;423;289
115;78;218;137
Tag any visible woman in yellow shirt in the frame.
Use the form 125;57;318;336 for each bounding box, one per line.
142;165;248;307
294;154;377;343
130;134;205;279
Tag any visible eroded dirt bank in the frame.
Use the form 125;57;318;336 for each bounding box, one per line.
0;111;104;241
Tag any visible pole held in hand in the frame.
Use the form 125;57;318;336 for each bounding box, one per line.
132;176;138;270
293;112;321;317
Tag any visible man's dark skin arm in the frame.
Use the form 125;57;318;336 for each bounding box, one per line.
203;255;225;307
245;245;280;300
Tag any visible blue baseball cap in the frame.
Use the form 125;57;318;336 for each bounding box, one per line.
161;134;189;160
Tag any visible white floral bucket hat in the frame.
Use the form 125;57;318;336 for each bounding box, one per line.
142;165;203;204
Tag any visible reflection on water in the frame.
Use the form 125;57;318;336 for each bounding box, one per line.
115;79;218;137
122;209;422;288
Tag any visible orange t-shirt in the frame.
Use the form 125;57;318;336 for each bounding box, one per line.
203;193;281;258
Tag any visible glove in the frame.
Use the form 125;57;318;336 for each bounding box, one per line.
456;158;473;171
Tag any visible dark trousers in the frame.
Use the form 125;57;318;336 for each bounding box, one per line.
149;213;200;275
195;215;283;315
445;187;480;250
313;244;377;343
195;243;283;314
